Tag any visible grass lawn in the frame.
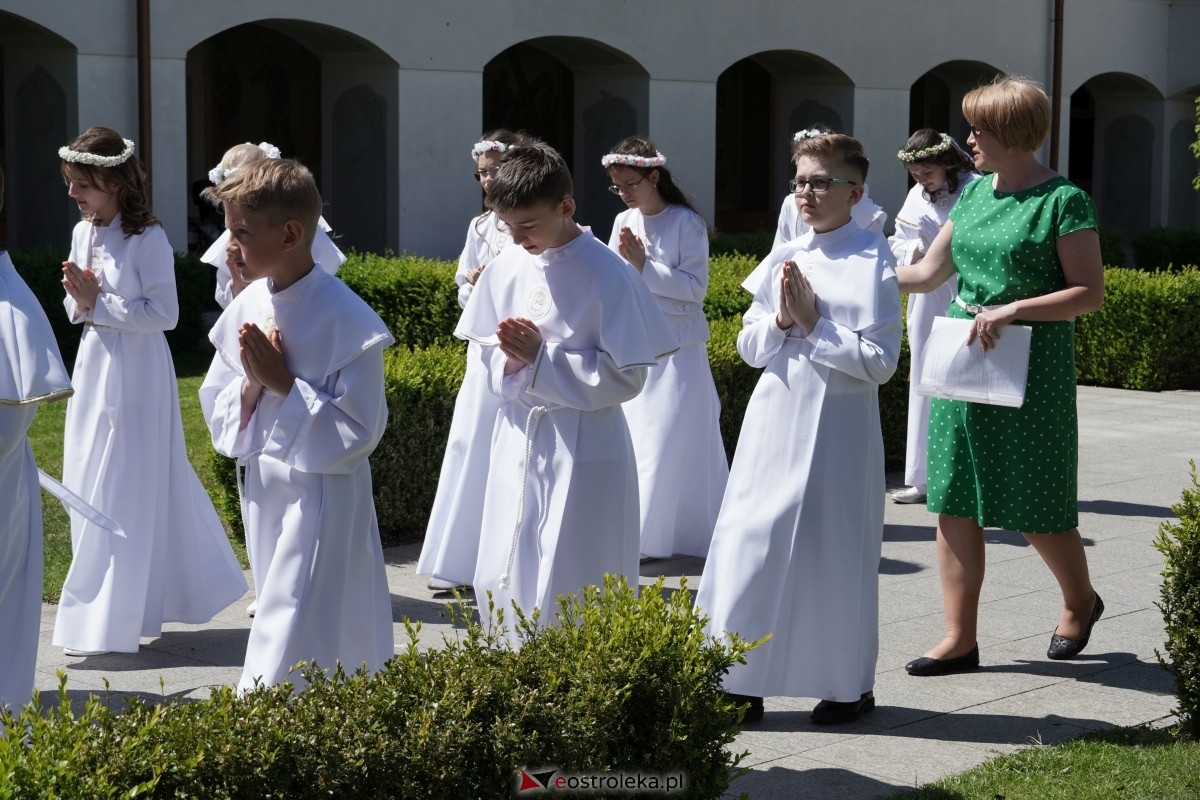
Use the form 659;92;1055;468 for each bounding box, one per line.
30;350;247;604
888;725;1200;800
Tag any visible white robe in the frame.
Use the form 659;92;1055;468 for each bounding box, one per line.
1;251;73;709
887;172;978;488
202;266;395;691
53;218;246;654
417;212;510;585
769;185;888;251
607;205;729;558
202;217;344;309
696;220;901;702
455;229;677;640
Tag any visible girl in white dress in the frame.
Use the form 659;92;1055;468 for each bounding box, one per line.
888;129;979;504
602;136;728;559
52;127;246;656
203;142;345;308
418;129;521;591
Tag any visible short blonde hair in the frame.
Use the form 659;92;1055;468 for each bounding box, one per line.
202;159;321;248
962;75;1052;152
220;142;271;174
792;133;871;182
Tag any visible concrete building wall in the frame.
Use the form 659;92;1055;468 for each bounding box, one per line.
1;0;1196;256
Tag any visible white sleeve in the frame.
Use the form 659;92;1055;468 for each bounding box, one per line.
638;213;708;304
526;343;647;411
736;268;791;368
90;230;179;332
805;275;902;385
200;352;254;457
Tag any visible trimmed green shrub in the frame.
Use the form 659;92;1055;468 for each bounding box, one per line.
338;252;461;348
1075;267;1200;391
0;578;753;799
1155;461;1200;741
705;254;758;322
11;247;216;367
1098;226;1128;268
1131;227;1200;272
709;230;775;261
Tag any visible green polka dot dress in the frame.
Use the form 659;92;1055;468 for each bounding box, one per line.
926;175;1098;534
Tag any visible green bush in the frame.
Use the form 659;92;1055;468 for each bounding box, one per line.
338;251;461;348
1155;461;1200;741
1098;226;1128;268
10;247;216;367
0;578;753;799
1075;267;1200;391
373;342;468;542
705;254;758;321
1131;227;1200;272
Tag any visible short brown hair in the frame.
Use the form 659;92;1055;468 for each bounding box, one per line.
485;139;573;215
962;75;1052;152
792;133;870;183
203;159;321;248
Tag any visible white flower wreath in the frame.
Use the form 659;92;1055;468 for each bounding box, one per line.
58;138;136;168
600;151;666;168
471;140;510;159
897;133;953;163
792;129;825;142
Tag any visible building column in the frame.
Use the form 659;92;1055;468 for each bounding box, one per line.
647;78;717;226
396;67;482;259
852;86;911;234
149;55;188;250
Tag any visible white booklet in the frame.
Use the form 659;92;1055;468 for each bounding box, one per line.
916;317;1033;408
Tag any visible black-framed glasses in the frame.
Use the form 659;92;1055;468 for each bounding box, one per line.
473;168;500;182
789;177;856;194
608;175;647;195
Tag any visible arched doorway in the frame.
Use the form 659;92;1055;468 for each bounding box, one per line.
909;61;1003;148
187;21;396;255
0;11;76;249
714;51;853;233
483;38;647;240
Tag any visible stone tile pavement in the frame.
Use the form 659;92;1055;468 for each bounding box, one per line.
31;386;1199;798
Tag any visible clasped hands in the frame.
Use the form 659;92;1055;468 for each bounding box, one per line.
497;317;542;375
239;323;295;396
775;260;819;335
617;227;647;271
61;261;101;312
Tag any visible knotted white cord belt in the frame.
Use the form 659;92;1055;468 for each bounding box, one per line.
499;405;549;590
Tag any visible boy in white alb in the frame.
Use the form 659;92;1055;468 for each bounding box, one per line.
696;134;901;725
200;159;394;692
454;140;677;640
0;165;74;709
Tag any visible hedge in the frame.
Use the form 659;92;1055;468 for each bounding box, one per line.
1131;227;1200;273
338;252;461;348
0;578;754;799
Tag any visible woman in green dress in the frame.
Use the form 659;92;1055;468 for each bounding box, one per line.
896;76;1105;676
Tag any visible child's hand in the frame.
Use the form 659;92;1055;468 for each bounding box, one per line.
466;264;486;285
226;252;251;297
617;227;647;271
61;260;101;311
497;317;542;373
777;260;819;335
239;323;294;395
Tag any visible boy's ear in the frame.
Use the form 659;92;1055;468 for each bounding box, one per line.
848;183;864;206
558;196;576;219
281;219;305;251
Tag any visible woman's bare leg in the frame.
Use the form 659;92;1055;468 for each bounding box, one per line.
923;513;986;660
1022;528;1095;640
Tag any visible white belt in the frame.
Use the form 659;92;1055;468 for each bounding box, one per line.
954;295;1001;315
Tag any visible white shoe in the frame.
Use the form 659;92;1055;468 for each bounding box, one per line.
892;486;927;504
247;600;257;617
427;577;468;592
63;648;109;657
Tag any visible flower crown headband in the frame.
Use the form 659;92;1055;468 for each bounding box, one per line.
792;128;826;142
471;140;510;159
208;142;282;185
58;138;136;168
600;151;666;168
897;133;954;163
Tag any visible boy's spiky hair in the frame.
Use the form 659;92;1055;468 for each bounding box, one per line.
485;139;573;215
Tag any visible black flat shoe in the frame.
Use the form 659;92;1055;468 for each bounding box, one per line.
811;691;875;725
905;644;980;676
722;692;764;723
1047;592;1104;660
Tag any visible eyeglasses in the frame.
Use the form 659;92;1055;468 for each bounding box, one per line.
473;168;500;182
789;177;857;194
967;124;988;138
608;175;647;195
